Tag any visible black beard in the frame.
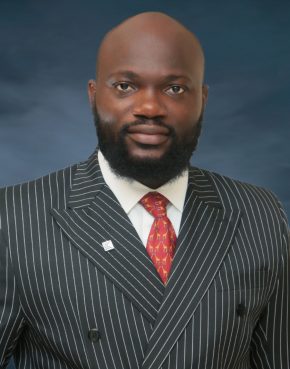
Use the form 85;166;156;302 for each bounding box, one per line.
93;108;203;187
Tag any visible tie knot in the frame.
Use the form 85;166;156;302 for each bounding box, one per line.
140;192;169;218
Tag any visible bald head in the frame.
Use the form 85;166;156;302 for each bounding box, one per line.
96;12;205;82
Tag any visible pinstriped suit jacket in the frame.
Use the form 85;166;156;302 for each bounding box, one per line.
0;150;289;369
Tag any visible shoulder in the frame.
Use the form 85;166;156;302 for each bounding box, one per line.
0;161;78;212
190;166;288;228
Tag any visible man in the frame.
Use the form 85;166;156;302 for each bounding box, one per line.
0;11;289;369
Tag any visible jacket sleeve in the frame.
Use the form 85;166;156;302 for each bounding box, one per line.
0;229;25;369
250;202;290;369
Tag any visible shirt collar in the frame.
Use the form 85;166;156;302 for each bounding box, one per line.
98;150;188;214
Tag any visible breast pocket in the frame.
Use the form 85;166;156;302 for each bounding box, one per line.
215;270;271;332
216;270;269;292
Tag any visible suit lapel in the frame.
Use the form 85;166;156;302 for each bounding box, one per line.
50;151;164;325
51;152;241;368
142;168;241;369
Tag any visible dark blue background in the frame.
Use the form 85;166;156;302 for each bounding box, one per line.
1;1;289;368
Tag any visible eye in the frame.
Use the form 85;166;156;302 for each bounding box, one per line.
166;85;185;95
114;82;135;93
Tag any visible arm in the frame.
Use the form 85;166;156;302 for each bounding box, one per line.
0;231;25;369
250;204;290;369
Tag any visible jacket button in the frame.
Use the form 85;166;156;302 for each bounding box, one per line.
88;329;101;342
236;303;246;317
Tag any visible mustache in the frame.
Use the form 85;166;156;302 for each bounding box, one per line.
92;106;176;137
120;119;176;137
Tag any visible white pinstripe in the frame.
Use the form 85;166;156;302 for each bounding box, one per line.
0;152;289;369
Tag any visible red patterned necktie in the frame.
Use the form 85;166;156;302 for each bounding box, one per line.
140;192;177;284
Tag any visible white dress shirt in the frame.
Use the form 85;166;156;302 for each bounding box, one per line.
98;151;188;247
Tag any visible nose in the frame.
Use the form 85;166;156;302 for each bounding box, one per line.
132;89;167;120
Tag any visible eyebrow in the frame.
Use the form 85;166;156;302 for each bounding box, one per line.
107;70;192;83
108;71;139;80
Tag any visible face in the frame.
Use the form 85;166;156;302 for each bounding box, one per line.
88;29;208;186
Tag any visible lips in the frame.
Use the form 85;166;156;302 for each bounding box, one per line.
126;125;170;145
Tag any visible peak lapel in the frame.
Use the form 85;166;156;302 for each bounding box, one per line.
50;151;164;324
142;168;241;369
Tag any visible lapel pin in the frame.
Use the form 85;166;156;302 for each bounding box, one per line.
102;240;115;252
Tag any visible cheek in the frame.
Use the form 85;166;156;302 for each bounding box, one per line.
96;106;116;125
95;86;132;120
169;94;202;122
171;110;200;135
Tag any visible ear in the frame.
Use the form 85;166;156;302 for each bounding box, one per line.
88;79;96;107
202;84;209;109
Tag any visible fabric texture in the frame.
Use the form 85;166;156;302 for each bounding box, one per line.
140;192;177;284
0;149;289;369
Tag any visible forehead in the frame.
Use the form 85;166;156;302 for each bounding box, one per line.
97;30;203;83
